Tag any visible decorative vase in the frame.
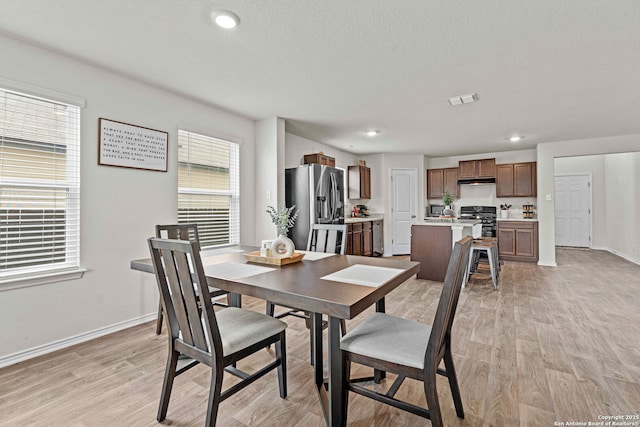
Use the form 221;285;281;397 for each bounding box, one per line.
270;234;295;258
500;209;509;219
442;205;454;217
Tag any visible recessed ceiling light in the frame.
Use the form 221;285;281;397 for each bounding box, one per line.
364;129;379;137
211;10;240;29
509;135;523;142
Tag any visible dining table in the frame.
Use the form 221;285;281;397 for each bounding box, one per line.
130;245;420;426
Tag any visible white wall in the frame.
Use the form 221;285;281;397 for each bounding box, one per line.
0;34;257;364
537;134;640;266
604;153;639;263
255;118;286;242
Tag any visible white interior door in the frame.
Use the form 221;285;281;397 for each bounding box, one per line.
391;169;417;255
554;174;591;247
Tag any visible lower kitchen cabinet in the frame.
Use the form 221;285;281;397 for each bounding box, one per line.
346;220;381;256
497;220;538;262
362;221;372;256
348;223;363;255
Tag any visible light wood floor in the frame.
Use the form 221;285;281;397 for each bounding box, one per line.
2;248;639;426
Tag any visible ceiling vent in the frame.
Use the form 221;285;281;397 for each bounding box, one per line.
448;93;478;106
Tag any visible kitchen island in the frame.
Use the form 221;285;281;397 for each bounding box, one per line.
411;219;481;281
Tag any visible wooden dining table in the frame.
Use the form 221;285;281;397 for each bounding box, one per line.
130;245;420;426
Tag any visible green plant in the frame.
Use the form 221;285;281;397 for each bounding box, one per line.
266;203;299;236
442;191;454;206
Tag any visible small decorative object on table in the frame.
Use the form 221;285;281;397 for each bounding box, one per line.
500;204;511;219
266;203;299;258
441;191;455;217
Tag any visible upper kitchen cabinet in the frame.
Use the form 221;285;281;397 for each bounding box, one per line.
427;167;459;199
496;162;537;197
458;158;496;179
348;165;371;199
303;153;335;167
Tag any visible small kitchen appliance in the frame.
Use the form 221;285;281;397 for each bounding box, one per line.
427;204;445;218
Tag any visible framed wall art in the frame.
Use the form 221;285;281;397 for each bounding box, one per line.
98;118;168;172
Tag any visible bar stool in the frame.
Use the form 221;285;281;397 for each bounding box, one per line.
465;237;499;289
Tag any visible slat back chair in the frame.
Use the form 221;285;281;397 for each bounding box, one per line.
306;223;347;254
156;223;200;242
340;236;472;427
267;223;348;363
154;224;229;334
148;237;287;427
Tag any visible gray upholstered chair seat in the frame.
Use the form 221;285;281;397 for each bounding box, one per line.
340;312;431;370
216;307;287;356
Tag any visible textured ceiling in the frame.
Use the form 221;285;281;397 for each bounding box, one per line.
1;0;639;156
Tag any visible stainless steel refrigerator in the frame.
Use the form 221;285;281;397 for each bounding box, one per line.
285;164;345;249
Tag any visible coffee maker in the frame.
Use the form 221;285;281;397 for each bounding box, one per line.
353;204;370;217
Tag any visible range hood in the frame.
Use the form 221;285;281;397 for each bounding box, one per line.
458;177;496;185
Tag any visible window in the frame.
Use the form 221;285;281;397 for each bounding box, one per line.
178;130;239;248
0;88;81;282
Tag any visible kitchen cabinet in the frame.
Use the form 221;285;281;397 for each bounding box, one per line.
411;224;453;281
362;221;372;256
346;220;380;256
496;162;537;197
497;220;538;262
348;165;371;199
426;167;459;199
347;223;363;255
458;158;496;179
303;153;335;167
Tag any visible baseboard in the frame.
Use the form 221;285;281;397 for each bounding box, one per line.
537;260;557;267
604;248;640;266
0;312;157;369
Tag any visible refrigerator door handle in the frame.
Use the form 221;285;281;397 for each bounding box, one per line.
330;173;337;221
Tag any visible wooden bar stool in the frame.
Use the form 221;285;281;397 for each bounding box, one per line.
465;237;499;289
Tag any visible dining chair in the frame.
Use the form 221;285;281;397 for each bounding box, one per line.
148;237;287;427
266;224;347;362
154;223;230;334
339;236;472;427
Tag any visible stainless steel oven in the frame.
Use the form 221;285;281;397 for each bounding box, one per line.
459;206;497;237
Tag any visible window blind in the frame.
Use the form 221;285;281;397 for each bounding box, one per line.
0;88;81;279
178;130;239;248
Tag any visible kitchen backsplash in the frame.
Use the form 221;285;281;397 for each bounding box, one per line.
426;184;536;218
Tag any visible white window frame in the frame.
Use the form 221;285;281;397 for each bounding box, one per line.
177;130;240;248
0;81;86;291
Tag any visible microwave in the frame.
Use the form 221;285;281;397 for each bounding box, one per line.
427;204;445;217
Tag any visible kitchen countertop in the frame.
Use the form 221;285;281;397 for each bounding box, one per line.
345;214;384;224
417;218;481;227
496;217;538;222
